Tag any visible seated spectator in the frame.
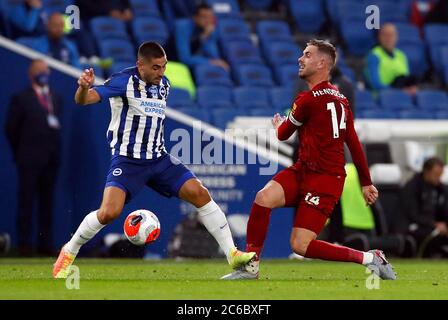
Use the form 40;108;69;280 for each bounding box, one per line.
401;157;448;257
8;0;46;38
76;0;133;22
364;23;418;95
31;13;81;68
175;4;229;70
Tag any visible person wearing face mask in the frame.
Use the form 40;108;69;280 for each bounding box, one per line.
5;59;62;257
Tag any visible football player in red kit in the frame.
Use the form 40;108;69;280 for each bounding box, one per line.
222;39;396;280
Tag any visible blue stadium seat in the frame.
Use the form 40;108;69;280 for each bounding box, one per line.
270;87;296;111
90;17;129;41
256;20;293;44
194;65;233;87
357;110;397;119
416;90;448;112
196;86;233;108
177;108;210;122
274;64;298;87
234;87;271;109
379;89;415;111
263;42;300;66
395;23;422;46
98;39;135;62
340;20;376;56
235;65;274;87
244;0;273;10
108;61;135;76
210;109;242;129
424;24;448;46
42;0;71;14
290;0;325;33
376;1;408;23
434;111;448;119
250;109;275;117
398;44;428;77
398;110;432;120
225;41;263;65
337;2;367;24
217;17;251;42
355;90;379;111
132;17;169;46
428;45;448;75
168;88;195;109
129;0;160;17
206;0;240;16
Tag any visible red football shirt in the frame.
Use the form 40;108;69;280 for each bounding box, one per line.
277;81;372;186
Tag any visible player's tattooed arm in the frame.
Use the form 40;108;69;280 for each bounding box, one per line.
75;68;101;105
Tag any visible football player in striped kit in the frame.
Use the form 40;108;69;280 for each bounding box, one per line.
53;42;255;278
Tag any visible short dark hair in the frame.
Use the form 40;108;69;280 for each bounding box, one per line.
138;42;166;61
194;3;212;15
423;157;444;172
307;39;337;67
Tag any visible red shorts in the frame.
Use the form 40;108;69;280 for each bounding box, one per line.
272;163;345;234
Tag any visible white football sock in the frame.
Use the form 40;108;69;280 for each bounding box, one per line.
65;211;105;255
362;252;374;265
197;200;235;263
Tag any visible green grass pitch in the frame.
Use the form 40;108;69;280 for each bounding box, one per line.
0;258;447;299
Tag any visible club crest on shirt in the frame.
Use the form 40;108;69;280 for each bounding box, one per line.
159;86;167;99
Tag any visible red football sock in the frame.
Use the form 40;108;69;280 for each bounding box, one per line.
246;203;271;259
304;240;364;264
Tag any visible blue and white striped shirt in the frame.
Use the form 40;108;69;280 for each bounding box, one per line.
94;67;170;160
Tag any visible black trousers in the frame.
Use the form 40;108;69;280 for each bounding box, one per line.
16;160;58;254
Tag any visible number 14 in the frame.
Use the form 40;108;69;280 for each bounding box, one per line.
326;102;346;138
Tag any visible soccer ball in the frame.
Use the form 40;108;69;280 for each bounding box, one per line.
123;210;161;246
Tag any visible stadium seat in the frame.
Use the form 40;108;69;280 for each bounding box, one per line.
429;45;448;76
256;20;293;44
398;44;428;77
424;24;448;46
379;89;415;111
167;88;194;109
90;17;129;41
132;17;169;46
337;2;368;24
225;41;263;65
434;111;448;119
196;86;234;109
108;61;135;76
274;64;298;87
217;17;251;42
129;0;160;17
357;110;397;119
249;109;275;117
244;0;273;10
194;65;233;87
398;110;432;119
270;87;296;112
263;42;300;66
340;20;376;56
233;87;271;110
177;108;211;123
355;90;379;111
235;64;274;87
290;0;326;33
210;109;243;129
206;0;240;16
416;90;448;112
395;23;422;46
98;39;135;62
42;0;71;14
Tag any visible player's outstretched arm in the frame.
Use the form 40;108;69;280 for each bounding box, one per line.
75;68;101;105
273;113;296;141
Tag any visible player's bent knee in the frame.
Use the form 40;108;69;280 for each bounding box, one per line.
185;183;211;207
290;238;312;256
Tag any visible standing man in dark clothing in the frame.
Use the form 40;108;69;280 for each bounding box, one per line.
401;157;448;257
5;59;62;256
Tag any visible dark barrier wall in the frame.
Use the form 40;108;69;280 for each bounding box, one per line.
0;47;294;258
